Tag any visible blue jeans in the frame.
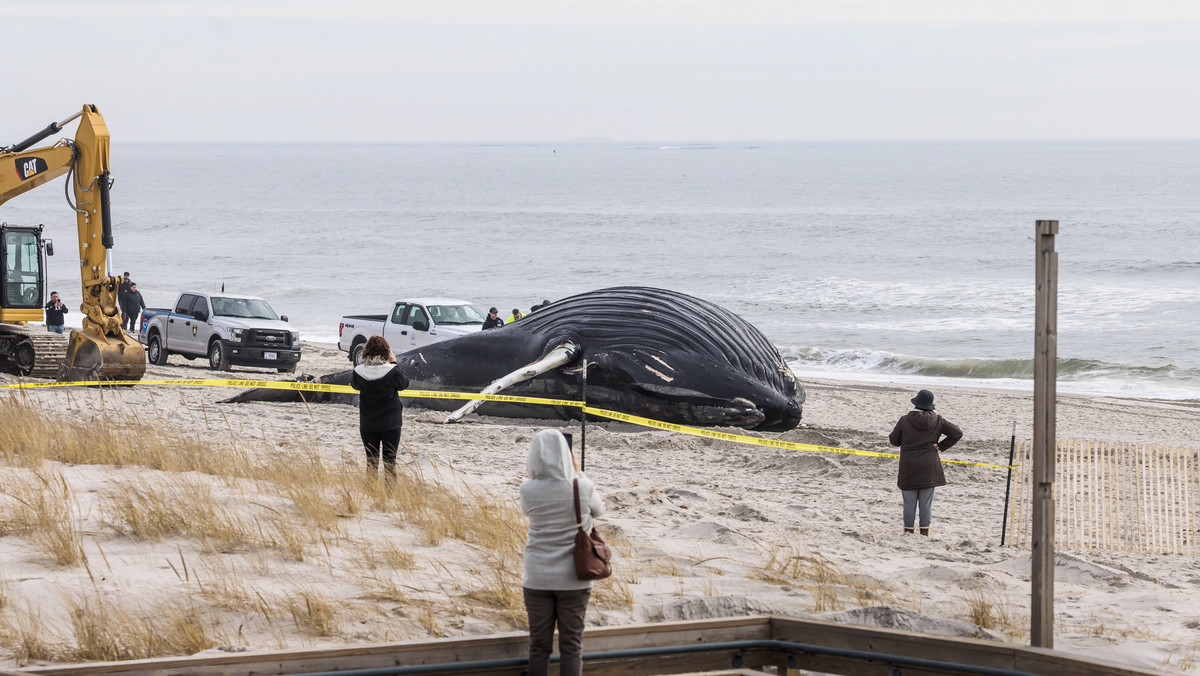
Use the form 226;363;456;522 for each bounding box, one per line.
902;487;935;528
47;324;64;334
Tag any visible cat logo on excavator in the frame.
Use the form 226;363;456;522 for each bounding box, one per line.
16;157;48;180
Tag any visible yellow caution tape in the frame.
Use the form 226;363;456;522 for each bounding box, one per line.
0;380;577;406
579;405;1012;468
0;378;1013;469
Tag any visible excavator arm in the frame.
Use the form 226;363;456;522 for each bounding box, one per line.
1;105;145;381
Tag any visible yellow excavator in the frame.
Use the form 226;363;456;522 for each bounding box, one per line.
0;105;145;381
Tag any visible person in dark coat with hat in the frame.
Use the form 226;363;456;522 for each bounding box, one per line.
888;389;962;536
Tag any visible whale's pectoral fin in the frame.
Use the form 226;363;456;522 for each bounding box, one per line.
443;341;580;423
589;350;767;428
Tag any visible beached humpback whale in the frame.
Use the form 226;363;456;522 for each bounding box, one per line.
223;287;805;431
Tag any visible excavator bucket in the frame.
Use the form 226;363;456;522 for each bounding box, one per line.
58;330;146;383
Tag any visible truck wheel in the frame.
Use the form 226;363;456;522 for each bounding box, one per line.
147;334;169;366
209;341;232;372
350;342;365;365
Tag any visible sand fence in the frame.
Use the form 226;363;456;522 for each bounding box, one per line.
1005;440;1198;555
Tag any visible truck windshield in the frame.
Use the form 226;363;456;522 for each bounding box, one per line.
211;297;279;320
427;304;486;325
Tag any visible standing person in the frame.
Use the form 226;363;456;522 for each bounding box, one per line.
44;291;68;334
888;389;962;536
119;282;146;332
117;272;133;328
350;335;410;478
482;307;505;330
508;308;524;324
521;429;606;676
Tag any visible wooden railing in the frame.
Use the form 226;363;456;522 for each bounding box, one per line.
12;616;1167;676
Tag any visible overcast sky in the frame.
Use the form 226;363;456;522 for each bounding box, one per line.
4;0;1200;142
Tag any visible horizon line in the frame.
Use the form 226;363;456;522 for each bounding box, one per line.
117;137;1200;145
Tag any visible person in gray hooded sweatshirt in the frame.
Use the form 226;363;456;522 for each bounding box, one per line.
888;389;962;536
520;429;606;676
350;335;410;478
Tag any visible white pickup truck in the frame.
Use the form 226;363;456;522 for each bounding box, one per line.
338;298;486;364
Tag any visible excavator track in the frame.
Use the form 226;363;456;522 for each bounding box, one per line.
0;324;69;380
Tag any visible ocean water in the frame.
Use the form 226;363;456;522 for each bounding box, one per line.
6;141;1199;399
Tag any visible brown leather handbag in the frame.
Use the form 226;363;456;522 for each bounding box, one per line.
572;478;612;580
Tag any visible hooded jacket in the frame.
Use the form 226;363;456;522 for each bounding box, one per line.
889;409;962;490
119;289;145;316
350;363;410;431
521;429;606;590
44;299;69;325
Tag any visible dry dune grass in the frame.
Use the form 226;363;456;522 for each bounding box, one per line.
66;591;225;662
0;467;87;567
0;389;970;667
958;589;1027;641
2;605;56;665
282;584;340;637
757;542;888;612
0;392;545;664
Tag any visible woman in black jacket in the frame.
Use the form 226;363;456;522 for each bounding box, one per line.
350;336;410;477
888;389;962;536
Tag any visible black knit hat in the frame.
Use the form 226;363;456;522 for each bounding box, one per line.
911;389;935;411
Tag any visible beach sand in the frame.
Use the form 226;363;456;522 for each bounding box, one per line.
1;340;1199;672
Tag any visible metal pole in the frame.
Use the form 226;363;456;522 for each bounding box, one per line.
580;359;587;472
1001;421;1017;546
1031;219;1058;648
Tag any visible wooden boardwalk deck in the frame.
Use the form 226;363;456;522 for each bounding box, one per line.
7;615;1172;676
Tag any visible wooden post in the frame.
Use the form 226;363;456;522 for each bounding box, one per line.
1031;219;1058;648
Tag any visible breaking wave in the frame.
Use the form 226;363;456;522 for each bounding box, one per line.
781;346;1200;399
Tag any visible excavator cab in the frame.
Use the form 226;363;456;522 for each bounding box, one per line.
0;223;69;377
1;225;48;311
